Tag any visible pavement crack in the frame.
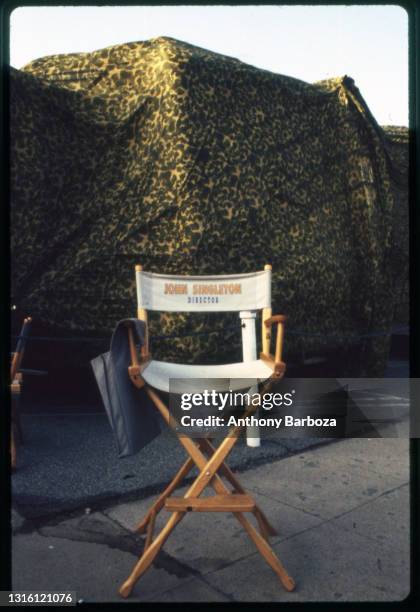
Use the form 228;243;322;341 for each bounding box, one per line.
258;482;410;548
251;489;323;520
196;574;236;602
36;512;199;580
319;481;409;525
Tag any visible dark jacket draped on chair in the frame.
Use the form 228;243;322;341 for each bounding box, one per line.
91;319;162;457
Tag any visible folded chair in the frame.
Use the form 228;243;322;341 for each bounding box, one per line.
119;264;295;597
10;316;32;471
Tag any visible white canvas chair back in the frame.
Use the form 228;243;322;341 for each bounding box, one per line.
135;269;271;313
135;265;275;447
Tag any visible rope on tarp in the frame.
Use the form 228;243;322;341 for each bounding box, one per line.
11;324;409;344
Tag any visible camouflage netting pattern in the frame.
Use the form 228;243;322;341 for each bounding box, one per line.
10;37;407;375
382;125;409;326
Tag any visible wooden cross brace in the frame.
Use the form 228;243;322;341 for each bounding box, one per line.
119;382;296;598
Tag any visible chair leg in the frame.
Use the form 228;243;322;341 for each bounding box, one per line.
193;451;294;590
144;509;157;552
198;438;278;537
235;512;295;592
120;425;237;596
254;509;276;540
197;439;295;591
119;511;185;598
135;457;195;533
192;451;295;592
11;426;17;472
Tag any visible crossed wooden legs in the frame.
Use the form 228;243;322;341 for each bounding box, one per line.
119;387;295;598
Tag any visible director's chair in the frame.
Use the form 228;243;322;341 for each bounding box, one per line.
119;264;295;597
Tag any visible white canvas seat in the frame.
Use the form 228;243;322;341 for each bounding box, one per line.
141;358;274;394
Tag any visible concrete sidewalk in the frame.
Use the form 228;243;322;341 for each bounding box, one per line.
12;427;410;602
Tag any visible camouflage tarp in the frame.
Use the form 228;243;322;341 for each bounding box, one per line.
10;37;405;375
382;125;409;326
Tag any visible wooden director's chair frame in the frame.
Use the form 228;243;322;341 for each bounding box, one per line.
119;265;296;598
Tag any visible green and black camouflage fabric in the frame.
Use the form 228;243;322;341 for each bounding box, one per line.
382;125;409;326
10;37;406;374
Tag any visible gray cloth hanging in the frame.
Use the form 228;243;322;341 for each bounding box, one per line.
91;318;162;457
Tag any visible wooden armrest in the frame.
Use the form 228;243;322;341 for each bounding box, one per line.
128;364;147;389
262;314;287;367
260;352;286;378
264;314;287;327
